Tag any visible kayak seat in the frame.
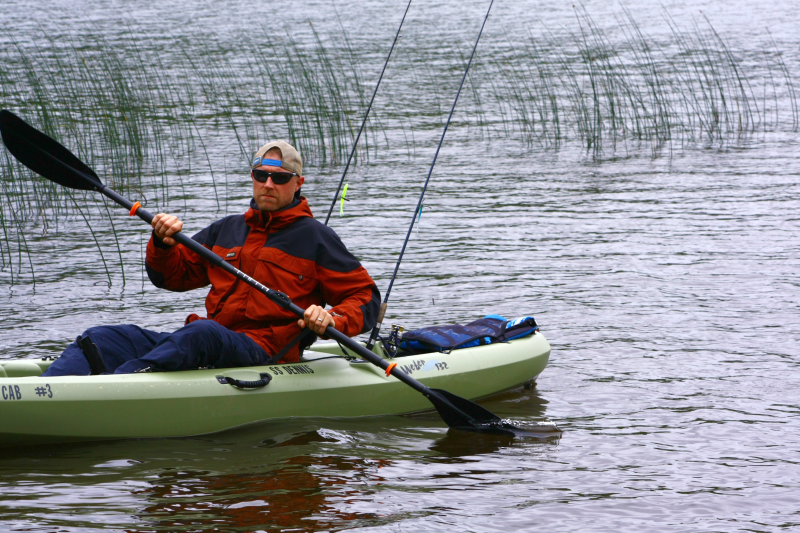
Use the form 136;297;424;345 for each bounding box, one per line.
1;361;45;377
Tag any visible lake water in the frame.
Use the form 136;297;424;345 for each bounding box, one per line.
1;0;799;531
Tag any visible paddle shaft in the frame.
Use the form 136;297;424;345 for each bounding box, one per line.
98;184;433;396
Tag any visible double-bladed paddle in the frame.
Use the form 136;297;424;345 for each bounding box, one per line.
0;108;555;437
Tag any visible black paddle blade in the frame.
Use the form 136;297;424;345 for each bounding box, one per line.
426;388;563;437
426;388;504;430
452;419;563;439
0;109;103;191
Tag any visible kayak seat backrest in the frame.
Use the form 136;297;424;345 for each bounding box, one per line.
394;315;538;356
1;361;46;377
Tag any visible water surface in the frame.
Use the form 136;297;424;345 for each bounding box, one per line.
1;0;799;531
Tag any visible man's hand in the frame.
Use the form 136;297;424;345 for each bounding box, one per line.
299;305;335;336
152;213;183;246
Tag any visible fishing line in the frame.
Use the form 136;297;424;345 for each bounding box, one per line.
365;0;495;351
323;0;413;225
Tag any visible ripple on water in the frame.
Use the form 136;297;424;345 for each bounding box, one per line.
1;0;800;531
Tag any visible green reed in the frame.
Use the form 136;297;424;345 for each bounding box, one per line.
0;9;796;286
0;23;384;285
478;8;797;159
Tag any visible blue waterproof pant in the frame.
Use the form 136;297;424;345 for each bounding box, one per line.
42;320;270;376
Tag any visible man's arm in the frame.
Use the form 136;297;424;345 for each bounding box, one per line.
308;228;381;337
145;213;211;292
320;273;380;336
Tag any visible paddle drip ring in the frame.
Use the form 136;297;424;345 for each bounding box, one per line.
385;362;397;377
130;201;141;216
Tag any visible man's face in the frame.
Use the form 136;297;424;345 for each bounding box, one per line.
251;161;304;212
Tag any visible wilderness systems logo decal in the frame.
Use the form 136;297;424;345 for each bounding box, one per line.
399;359;449;375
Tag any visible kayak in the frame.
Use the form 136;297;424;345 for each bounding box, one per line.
0;332;550;447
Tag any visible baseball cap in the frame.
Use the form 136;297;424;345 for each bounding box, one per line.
252;140;303;176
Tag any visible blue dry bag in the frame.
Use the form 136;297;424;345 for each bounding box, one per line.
392;315;538;356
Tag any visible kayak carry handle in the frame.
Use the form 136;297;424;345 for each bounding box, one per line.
217;373;272;390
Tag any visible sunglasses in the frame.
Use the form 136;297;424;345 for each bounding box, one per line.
252;169;297;185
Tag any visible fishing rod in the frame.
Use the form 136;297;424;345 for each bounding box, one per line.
365;0;495;351
324;0;413;225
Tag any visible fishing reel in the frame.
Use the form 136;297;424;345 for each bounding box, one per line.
381;324;404;358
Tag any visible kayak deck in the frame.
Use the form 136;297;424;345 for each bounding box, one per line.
0;333;550;447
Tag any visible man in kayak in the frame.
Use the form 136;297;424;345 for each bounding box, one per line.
43;141;380;375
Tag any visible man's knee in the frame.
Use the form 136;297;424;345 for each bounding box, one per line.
44;325;162;376
80;325;115;341
181;319;219;332
175;319;229;343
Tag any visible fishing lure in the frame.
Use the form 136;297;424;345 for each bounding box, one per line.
340;183;349;217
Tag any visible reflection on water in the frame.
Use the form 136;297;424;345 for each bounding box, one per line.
132;454;381;531
431;432;528;459
0;405;555;531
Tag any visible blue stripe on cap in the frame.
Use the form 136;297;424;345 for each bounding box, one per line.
252;157;285;168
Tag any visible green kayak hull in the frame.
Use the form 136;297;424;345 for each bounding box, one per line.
0;333;550;447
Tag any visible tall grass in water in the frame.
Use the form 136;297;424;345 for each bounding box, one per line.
0;24;382;286
0;9;797;286
484;8;798;157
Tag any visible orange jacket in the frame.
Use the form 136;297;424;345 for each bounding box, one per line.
146;197;380;363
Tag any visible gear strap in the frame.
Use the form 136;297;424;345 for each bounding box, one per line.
265;328;314;365
77;334;109;375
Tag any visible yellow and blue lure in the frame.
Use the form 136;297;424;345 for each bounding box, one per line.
339;183;349;217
